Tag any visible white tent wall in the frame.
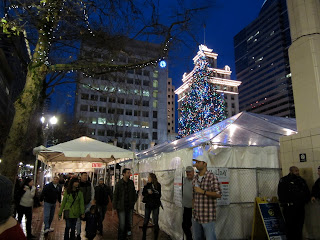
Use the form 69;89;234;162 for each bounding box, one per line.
132;146;282;240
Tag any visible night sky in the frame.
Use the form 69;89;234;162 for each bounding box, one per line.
50;0;266;127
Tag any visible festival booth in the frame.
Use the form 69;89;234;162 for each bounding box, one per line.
34;136;135;186
129;112;297;240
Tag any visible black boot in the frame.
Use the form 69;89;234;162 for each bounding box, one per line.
154;225;159;240
142;226;147;240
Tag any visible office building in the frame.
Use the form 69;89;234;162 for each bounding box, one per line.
234;0;294;117
75;40;169;150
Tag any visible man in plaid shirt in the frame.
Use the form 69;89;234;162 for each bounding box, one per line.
192;152;221;240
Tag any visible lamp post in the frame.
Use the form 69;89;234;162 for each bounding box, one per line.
37;115;58;188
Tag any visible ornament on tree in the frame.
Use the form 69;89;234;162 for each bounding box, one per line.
178;53;226;138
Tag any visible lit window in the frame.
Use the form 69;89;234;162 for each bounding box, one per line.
98;118;106;124
153;100;158;108
153;80;158;88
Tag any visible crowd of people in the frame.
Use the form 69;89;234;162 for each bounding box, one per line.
0;155;319;240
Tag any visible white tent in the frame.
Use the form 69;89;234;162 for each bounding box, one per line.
35;136;135;173
130;112;297;240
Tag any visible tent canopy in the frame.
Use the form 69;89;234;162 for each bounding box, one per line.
137;112;297;159
36;136;135;166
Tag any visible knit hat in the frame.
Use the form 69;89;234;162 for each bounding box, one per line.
0;175;13;222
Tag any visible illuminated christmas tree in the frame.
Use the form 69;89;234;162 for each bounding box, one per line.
178;52;226;138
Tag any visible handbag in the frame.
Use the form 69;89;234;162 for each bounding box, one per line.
63;192;78;219
63;209;70;219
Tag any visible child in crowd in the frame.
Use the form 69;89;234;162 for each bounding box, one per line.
84;205;100;240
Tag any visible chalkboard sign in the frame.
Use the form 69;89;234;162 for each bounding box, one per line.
258;203;287;240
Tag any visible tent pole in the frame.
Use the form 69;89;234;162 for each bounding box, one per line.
34;155;38;186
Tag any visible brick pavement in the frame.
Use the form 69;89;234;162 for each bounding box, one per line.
20;204;172;240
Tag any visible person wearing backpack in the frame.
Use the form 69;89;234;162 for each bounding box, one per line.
59;178;85;240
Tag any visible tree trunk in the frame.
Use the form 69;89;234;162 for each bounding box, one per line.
1;63;48;182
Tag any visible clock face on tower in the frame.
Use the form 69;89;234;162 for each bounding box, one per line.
159;60;166;68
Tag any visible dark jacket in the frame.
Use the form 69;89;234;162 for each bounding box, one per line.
84;211;99;236
79;181;93;205
40;182;62;204
142;182;161;209
278;173;310;206
311;178;320;199
94;184;113;206
113;178;137;211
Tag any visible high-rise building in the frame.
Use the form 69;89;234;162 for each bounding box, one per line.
234;0;294;117
74;40;169;151
175;45;241;121
167;77;176;140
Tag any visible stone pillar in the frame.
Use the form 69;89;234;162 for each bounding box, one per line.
130;140;136;151
280;1;320;237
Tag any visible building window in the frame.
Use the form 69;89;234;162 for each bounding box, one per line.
143;80;150;86
90;118;97;124
153;111;157;118
81;93;89;100
133;132;141;138
127;78;133;84
90;106;98;112
80;105;88;111
143;100;149;107
100;96;107;102
125;131;132;138
141;122;149;129
108;108;115;114
133;121;140;127
153;91;158;98
143;90;150;97
134;110;140;116
99;107;106;113
109;97;116;103
144;70;150;76
135;69;142;75
88;129;95;135
97;129;105;136
153;71;159;78
153;80;158;88
107;130;115;136
118;98;124;104
152;132;158;140
135;79;141;85
134;99;141;106
90;95;98;101
168;102;170;105
126;99;133;105
141;132;148;139
117;109;124;115
126;109;133;116
153;121;157;129
231;95;235;100
142;111;149;117
153;100;158;108
98;118;106;124
79;117;86;123
232;103;235;108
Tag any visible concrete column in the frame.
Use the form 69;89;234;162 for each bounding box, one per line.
287;0;320;131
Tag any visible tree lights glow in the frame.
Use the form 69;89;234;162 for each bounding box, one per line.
178;54;227;138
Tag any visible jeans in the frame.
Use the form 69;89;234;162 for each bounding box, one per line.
97;204;107;232
17;205;33;236
143;207;159;227
64;218;77;240
117;209;133;240
44;202;56;230
76;202;91;235
192;219;217;240
182;207;193;240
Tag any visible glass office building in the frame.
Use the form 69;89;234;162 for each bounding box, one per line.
234;0;295;117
